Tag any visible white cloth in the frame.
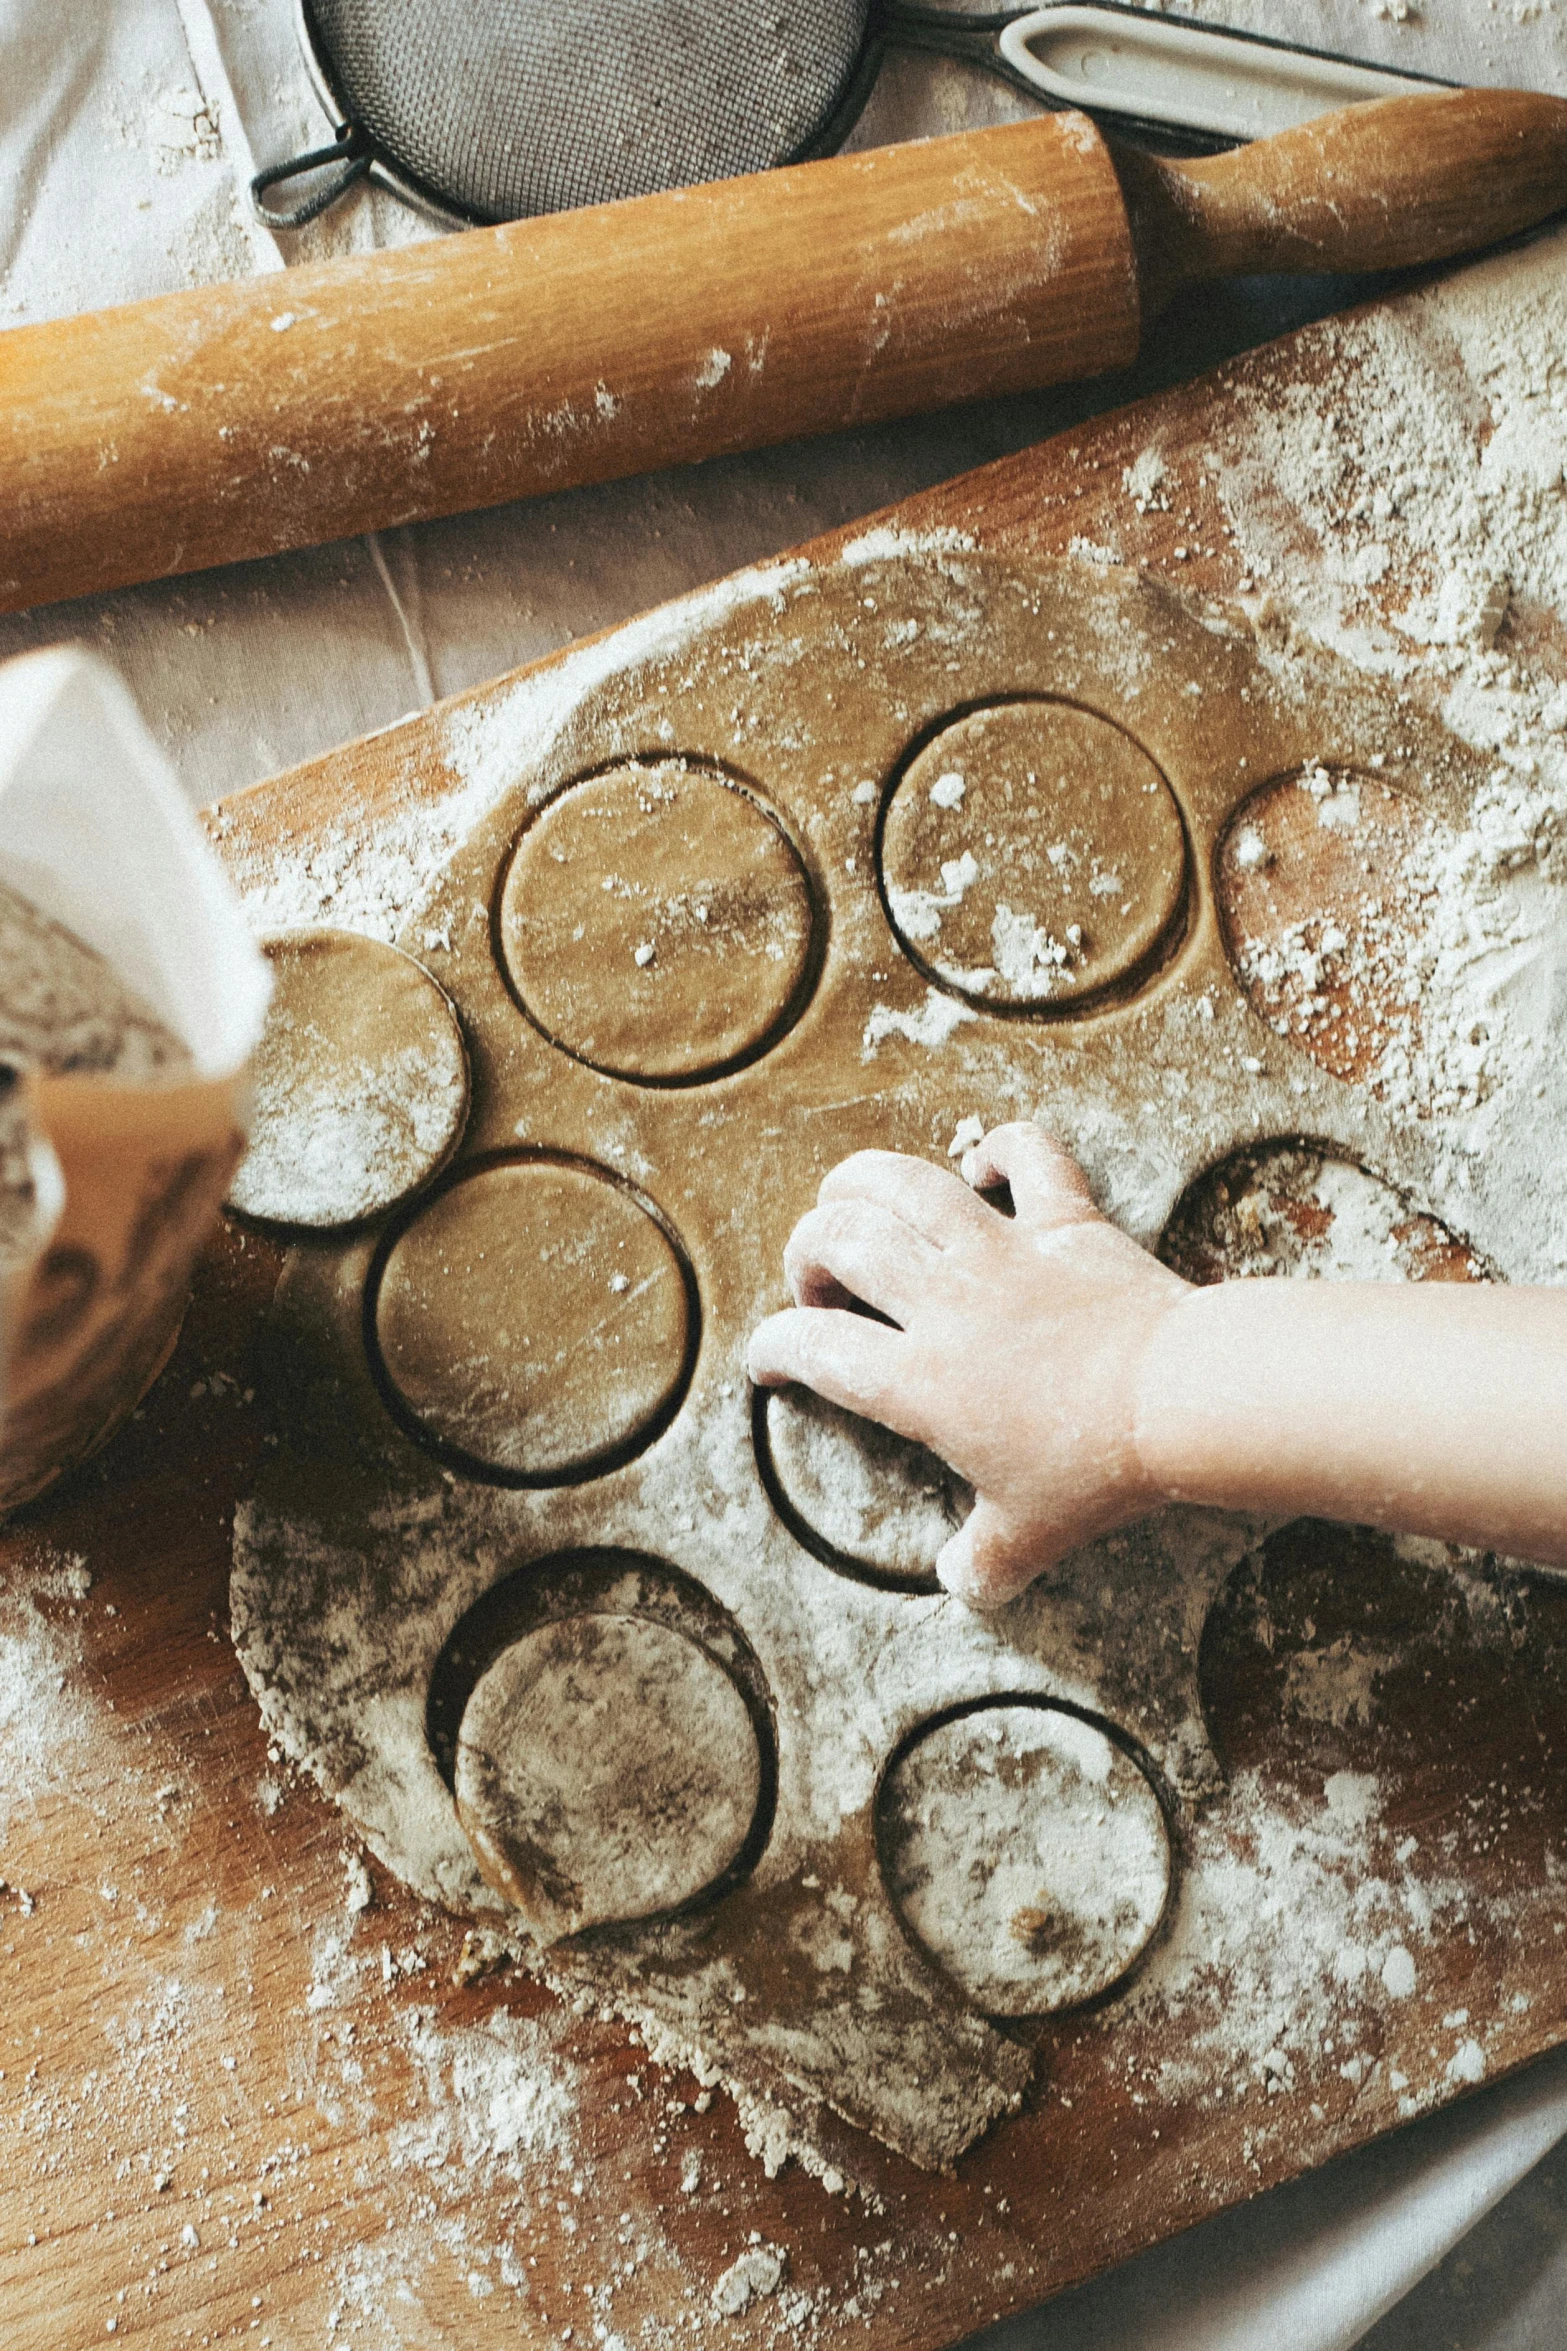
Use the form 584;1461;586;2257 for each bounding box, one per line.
4;6;1567;2345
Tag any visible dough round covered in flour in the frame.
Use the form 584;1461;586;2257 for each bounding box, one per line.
879;1703;1170;2016
228;930;468;1228
371;1157;693;1479
454;1612;763;1942
498;759;816;1081
881;703;1185;1008
760;1384;971;1590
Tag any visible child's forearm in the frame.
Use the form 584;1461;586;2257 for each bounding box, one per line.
1136;1282;1567;1568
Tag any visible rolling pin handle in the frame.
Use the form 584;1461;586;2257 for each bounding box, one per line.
1117;87;1567;318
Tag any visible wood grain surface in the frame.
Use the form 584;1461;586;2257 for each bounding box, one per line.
5;269;1567;2351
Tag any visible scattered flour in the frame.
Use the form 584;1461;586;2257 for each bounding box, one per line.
1192;224;1567;1268
989;901;1074;999
862;987;979;1052
1123;449;1171;514
397;2005;578;2173
1134;1761;1460;2113
0;1546;96;1837
1225;759;1567;1124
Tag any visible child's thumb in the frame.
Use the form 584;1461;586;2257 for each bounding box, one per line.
935;1501;1048;1610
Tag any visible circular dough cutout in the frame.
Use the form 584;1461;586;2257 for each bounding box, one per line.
879;1703;1171;2016
498;759;816;1082
1159;1141;1491;1287
1217;766;1452;1096
454;1612;762;1942
881;703;1185;1009
372;1157;693;1480
760;1385;971;1590
228;930;468;1228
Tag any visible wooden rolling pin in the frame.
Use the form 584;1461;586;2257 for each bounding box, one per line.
3;88;1565;614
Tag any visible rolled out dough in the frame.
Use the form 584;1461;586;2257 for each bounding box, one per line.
235;549;1535;2174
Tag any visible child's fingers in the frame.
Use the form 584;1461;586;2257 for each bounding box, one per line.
936;1499;1051;1609
746;1304;914;1431
782;1198;937;1322
960;1122;1099;1232
817;1148;991;1247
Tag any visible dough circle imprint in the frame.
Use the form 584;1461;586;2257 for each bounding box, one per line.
498;758;816;1082
227;929;469;1228
878;1702;1172;2016
371;1156;694;1481
1159;1141;1491;1287
758;1384;972;1591
880;701;1186;1009
454;1612;763;1943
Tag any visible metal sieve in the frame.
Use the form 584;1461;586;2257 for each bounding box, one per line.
256;0;881;227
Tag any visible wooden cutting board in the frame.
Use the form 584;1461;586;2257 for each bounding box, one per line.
5;243;1567;2351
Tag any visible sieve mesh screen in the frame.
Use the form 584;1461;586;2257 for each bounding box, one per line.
305;0;876;222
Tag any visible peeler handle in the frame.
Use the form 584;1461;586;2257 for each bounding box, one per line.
997;5;1442;145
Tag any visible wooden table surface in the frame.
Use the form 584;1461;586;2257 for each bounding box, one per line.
5;236;1567;2351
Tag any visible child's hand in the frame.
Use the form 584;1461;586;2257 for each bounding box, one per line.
746;1123;1189;1607
751;1123;1567;1599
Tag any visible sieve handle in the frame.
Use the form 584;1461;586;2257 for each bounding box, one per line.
251;133;374;232
2;87;1565;615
